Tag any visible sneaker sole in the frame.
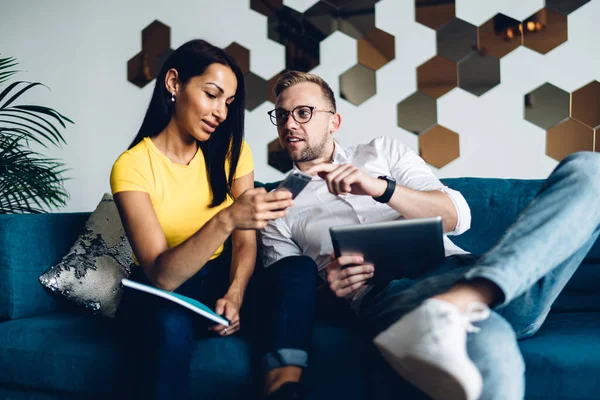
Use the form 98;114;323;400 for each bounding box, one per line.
381;352;471;400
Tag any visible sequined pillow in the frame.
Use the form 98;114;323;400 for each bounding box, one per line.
39;193;133;318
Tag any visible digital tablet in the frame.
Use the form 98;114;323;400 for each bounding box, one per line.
329;217;445;283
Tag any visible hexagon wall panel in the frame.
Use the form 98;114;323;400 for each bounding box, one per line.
524;83;570;130
127;20;173;88
268;138;293;173
337;0;379;40
397;92;437;135
417;55;457;99
224;42;250;75
436;18;477;62
357;28;395;71
251;0;283;17
415;0;455;30
339;64;376;106
458;53;500;96
571;81;600;129
268;5;321;71
245;72;269;111
478;14;522;59
419;125;459;168
522;8;568;55
546;0;591;15
546;119;594;161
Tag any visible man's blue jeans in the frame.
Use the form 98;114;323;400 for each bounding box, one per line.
359;151;600;399
263;152;600;400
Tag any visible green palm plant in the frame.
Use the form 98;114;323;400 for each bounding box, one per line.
0;54;73;213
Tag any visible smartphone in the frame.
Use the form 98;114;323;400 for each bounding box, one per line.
276;171;312;199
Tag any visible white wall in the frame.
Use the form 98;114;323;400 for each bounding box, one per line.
1;0;598;212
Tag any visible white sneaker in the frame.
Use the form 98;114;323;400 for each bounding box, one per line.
373;299;490;400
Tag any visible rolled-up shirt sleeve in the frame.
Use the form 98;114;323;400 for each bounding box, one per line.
259;218;302;268
376;136;471;236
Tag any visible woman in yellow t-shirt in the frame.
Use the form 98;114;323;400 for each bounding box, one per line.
110;39;293;399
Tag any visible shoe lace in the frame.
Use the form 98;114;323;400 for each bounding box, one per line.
461;302;490;333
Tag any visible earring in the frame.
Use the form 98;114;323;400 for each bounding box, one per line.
171;92;175;102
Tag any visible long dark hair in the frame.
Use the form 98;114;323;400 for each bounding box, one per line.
129;39;246;207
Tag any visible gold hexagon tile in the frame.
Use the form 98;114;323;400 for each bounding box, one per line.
415;0;455;31
478;14;522;59
267;70;287;104
224;42;250;76
419;125;460;168
522;8;568;55
127;20;173;88
339;64;377;106
571;81;600;129
357;28;395;71
546;119;594;161
417;55;457;99
595;129;599;152
268;138;293;173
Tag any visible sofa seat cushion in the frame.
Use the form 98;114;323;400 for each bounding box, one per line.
0;312;254;397
520;312;600;400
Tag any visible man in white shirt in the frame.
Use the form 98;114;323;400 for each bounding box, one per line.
259;71;600;400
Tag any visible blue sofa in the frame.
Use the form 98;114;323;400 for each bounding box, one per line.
1;178;599;399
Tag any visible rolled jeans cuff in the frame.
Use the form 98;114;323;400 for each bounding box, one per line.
463;266;515;308
263;349;308;372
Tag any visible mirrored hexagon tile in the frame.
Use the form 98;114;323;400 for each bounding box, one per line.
245;72;269;111
337;0;379;40
417;55;457;99
419;125;460;169
267;70;287;104
522;8;568;55
546;119;594;162
458;52;500;96
127;20;173;88
251;0;283;17
571;81;600;129
304;1;339;39
339;64;376;106
546;0;591;15
268;138;293;173
524;83;570;130
224;42;250;76
397;92;437;135
268;5;321;71
436;18;477;62
415;0;455;30
478;13;522;59
357;28;395;71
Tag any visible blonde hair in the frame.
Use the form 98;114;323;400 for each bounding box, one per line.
273;70;337;112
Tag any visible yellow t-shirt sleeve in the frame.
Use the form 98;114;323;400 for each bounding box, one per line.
110;152;152;195
233;140;254;179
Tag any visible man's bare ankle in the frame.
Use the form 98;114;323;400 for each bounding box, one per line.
265;366;302;394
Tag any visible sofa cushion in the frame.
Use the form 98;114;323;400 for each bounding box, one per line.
0;312;366;399
0;312;255;398
0;213;91;321
520;312;600;400
39;194;133;318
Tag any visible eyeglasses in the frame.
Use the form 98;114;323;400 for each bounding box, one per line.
267;105;335;126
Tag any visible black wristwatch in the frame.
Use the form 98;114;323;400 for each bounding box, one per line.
373;175;396;203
